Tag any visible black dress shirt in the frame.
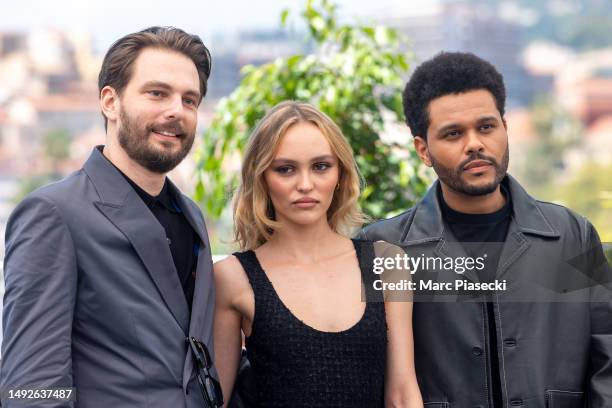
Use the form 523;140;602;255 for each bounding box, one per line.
101;150;198;311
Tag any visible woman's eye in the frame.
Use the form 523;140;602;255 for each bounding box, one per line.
275;166;294;175
313;162;331;171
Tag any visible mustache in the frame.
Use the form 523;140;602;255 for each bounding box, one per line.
458;153;498;170
147;122;185;135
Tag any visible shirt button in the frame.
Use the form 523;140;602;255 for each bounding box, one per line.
472;346;483;356
504;338;517;347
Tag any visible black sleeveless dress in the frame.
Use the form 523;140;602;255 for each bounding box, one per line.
232;239;387;408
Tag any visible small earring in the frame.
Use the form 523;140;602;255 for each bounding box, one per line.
336;183;340;191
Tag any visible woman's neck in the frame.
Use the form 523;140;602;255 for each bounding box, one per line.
262;220;345;264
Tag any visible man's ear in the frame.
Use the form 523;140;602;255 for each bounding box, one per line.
413;136;432;167
100;86;119;123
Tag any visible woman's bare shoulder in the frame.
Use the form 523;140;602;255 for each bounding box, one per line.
213;254;251;289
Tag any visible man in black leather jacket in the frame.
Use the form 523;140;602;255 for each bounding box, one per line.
358;52;612;407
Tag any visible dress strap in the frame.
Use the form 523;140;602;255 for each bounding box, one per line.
232;250;269;294
233;250;284;340
352;239;384;303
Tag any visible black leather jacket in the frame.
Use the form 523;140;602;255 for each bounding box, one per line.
358;175;612;408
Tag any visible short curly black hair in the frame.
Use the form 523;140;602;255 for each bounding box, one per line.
402;52;506;139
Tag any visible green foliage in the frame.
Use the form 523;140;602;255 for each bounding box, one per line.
556;163;612;243
530;160;612;245
12;129;71;203
43;129;71;161
13;174;59;204
516;96;611;254
194;0;431;220
522;96;582;188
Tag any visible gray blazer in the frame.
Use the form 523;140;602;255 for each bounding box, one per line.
1;146;216;407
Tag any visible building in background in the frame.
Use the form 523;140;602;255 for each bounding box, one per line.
207;28;307;99
0;29;102;177
555;48;612;126
384;1;538;108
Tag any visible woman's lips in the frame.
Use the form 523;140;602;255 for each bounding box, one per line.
293;198;319;208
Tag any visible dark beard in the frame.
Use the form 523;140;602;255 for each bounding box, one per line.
117;108;195;174
430;146;509;196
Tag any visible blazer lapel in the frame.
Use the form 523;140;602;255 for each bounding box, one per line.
84;146;190;334
95;192;190;335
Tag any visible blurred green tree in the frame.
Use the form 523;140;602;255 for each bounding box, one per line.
517;98;611;261
13;174;56;204
43;129;71;175
43;129;71;161
194;0;431;220
556;162;612;243
13;129;71;203
522;96;582;189
523;159;612;260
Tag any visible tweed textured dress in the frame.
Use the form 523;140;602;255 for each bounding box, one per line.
232;239;387;408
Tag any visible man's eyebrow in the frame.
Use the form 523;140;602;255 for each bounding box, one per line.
436;116;500;135
140;81;201;100
437;123;461;135
476;116;500;124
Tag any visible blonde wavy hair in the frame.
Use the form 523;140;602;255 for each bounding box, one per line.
233;101;368;250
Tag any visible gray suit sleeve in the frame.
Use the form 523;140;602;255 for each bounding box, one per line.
1;194;77;407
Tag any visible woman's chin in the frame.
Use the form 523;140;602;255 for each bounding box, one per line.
279;212;328;228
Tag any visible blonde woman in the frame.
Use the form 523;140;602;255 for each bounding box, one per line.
213;101;423;407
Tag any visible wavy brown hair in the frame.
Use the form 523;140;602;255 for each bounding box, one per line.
233;101;367;250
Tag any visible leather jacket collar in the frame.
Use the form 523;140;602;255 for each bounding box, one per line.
402;174;560;245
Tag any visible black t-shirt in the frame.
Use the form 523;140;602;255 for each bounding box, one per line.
440;184;512;283
439;184;512;408
125;178;198;311
101;150;198;311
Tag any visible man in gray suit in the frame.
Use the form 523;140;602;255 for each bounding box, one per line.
1;27;220;407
